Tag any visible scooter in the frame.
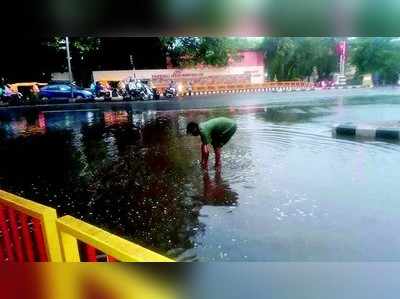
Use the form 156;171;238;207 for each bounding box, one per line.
138;85;154;101
164;87;177;98
96;89;112;101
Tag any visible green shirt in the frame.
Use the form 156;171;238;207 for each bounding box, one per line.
199;117;237;146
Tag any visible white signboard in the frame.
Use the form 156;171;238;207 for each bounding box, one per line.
93;66;265;85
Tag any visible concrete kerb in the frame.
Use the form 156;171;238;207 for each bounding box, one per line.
333;123;400;140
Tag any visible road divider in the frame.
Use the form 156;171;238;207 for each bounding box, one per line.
333;123;400;140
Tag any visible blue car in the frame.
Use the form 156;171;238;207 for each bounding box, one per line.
39;84;94;102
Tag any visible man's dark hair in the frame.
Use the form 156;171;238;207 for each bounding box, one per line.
186;122;200;136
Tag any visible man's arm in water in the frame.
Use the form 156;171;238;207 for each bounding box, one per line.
201;143;209;168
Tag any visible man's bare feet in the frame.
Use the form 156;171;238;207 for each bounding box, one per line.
214;147;222;169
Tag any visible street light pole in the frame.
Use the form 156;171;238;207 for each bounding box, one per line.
66;37;73;82
338;39;347;75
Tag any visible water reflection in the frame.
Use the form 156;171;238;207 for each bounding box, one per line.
260;106;334;124
202;169;238;206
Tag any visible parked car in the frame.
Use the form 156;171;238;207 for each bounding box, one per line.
39;84;94;102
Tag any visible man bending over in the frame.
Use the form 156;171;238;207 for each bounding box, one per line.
187;117;237;169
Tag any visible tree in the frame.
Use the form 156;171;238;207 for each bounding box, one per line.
46;37;103;85
261;37;338;81
227;37;264;50
160;37;240;67
161;37;201;67
350;38;400;84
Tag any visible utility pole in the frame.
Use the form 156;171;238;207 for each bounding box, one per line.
338;39;347;75
65;37;73;82
130;54;136;79
334;39;347;86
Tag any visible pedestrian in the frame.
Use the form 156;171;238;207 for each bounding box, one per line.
31;84;40;103
186;117;237;169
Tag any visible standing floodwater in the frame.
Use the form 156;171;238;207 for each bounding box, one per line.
0;95;400;261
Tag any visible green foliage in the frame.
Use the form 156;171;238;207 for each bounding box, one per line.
197;37;231;66
350;38;400;84
161;37;246;67
44;37;103;84
46;37;101;62
226;37;264;50
71;38;101;60
262;37;337;81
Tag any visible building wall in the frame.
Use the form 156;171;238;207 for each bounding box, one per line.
93;66;264;85
93;50;265;85
229;50;265;67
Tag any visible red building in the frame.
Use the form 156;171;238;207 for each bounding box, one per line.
228;50;265;67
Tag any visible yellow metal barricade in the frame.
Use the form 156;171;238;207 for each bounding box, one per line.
0;189;174;263
57;215;174;262
0;189;62;261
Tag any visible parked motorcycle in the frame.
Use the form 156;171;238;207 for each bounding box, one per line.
93;82;112;101
164;87;177;98
139;84;155;101
97;89;112;101
127;81;154;101
3;85;24;105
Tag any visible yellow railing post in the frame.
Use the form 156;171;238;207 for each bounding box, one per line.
59;230;81;262
41;208;63;262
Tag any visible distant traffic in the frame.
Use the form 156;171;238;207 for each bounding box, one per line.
0;78;179;106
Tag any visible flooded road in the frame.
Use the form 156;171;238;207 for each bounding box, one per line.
0;94;400;261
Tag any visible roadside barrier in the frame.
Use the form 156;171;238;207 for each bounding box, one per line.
58;215;173;262
154;81;316;97
0;189;173;262
333;123;400;140
0;189;62;261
